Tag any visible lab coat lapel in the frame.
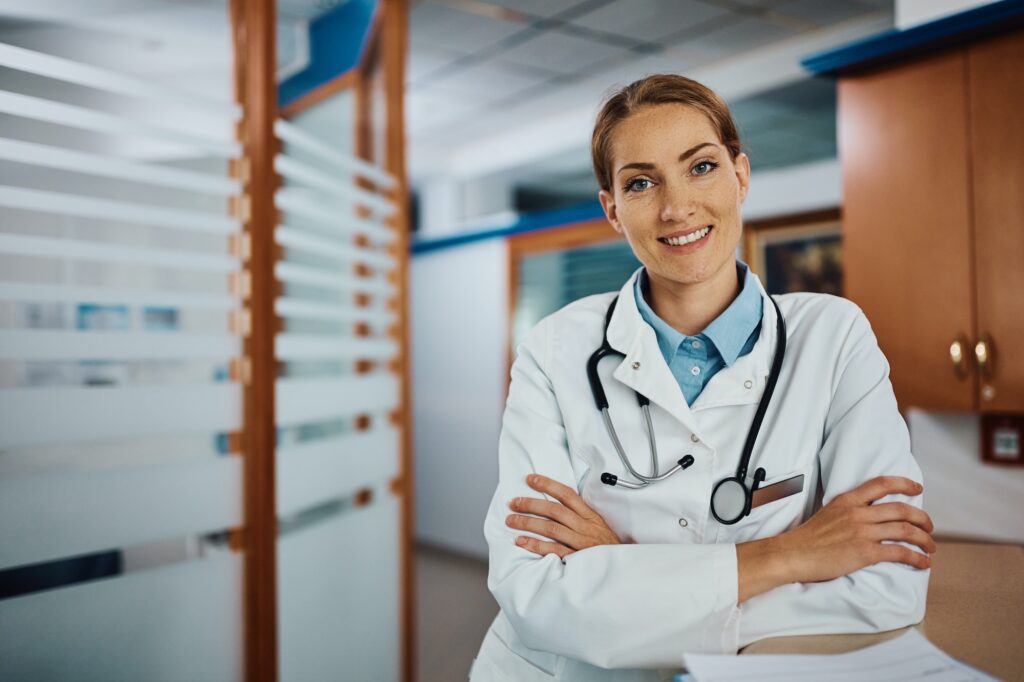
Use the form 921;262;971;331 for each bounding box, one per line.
691;273;777;411
605;270;700;434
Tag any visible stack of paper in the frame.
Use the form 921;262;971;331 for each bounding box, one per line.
676;630;999;682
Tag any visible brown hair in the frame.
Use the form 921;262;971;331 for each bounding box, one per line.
591;74;742;192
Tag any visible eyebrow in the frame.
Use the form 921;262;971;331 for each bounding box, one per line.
615;142;719;176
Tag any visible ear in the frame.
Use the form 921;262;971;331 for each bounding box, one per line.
734;152;751;203
598;189;624;235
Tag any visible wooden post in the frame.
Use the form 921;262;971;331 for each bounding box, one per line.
231;0;279;679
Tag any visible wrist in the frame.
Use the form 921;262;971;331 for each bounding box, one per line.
736;535;794;604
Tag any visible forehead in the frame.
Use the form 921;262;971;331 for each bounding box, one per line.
610;103;720;162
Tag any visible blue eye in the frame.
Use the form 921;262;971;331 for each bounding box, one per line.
693;161;719;176
624;178;652;193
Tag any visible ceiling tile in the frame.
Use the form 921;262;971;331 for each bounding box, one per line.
405;89;482;135
494;29;632;76
668;15;801;62
477;0;596;19
772;0;886;27
407;46;471;84
424;59;556;104
568;0;730;43
410;2;525;53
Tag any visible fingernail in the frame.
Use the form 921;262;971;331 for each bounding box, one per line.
505;514;515;525
515;536;527;546
508;498;518;509
527;474;537;485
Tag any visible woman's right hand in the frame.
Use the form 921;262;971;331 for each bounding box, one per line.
737;476;935;603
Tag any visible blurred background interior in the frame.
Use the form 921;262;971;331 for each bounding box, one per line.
0;0;1022;680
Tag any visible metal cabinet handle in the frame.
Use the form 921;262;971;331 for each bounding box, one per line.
950;336;969;379
975;335;995;379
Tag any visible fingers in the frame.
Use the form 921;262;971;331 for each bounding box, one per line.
514;535;572;560
865;502;935;534
509;496;580;531
506;512;588;550
873;542;932;570
870;521;937;554
526;474;597;520
842;476;923;506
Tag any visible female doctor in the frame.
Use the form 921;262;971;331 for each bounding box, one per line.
470;75;934;682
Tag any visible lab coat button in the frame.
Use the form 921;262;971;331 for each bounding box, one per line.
691;434;700;443
632;361;640;370
744;380;753;389
678;517;689;528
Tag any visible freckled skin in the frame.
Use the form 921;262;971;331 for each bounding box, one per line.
598;104;751;332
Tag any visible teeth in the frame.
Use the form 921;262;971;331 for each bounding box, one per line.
663;226;711;246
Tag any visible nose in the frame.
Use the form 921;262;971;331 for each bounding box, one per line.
659;178;696;223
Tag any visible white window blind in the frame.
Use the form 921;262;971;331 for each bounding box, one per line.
0;22;245;678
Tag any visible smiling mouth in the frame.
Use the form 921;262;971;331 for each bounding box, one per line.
658;225;713;246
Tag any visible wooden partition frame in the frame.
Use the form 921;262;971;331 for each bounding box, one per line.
231;1;279;681
506;219;623;379
251;1;414;681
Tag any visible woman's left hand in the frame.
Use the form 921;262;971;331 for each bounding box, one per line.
506;474;621;559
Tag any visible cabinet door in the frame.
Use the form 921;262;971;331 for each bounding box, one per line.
839;52;976;410
968;29;1024;412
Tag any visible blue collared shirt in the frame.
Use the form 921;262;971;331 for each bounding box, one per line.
634;262;763;405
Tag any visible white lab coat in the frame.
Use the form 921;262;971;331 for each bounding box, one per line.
469;268;928;682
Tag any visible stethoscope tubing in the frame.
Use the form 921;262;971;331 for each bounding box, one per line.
589;290;787;523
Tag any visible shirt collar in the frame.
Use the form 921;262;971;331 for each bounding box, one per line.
633;261;763;367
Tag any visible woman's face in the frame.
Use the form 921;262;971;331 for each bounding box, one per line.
598;103;750;289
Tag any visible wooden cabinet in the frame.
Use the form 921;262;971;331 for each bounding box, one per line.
839;30;1024;412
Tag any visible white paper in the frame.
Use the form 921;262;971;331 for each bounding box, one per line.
682;630;1000;682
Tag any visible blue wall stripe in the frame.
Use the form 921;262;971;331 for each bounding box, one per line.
410;201;607;256
278;0;378;109
802;0;1024;76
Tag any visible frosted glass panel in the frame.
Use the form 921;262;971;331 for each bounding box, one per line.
0;553;243;682
0;385;241;448
276;376;398;426
278;497;400;682
277;427;399;517
0;457;242;570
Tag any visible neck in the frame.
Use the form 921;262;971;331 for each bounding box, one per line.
646;262;741;336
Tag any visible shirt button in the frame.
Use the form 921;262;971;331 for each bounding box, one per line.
744;380;753;389
691;434;700;443
690;366;700;376
678;517;689;528
691;340;701;349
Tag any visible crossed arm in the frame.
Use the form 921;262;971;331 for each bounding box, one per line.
506;472;934;605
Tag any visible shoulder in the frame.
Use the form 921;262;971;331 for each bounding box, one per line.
775;292;885;384
775;292;871;344
516;291;619;367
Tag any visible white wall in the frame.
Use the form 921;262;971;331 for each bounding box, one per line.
411;239;508;557
907;410;1024;543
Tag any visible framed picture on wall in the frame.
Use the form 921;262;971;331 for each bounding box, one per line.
743;208;843;296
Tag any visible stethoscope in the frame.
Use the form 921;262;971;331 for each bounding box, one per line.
585;293;787;525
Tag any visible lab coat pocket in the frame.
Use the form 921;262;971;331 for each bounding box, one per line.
725;468;810;543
